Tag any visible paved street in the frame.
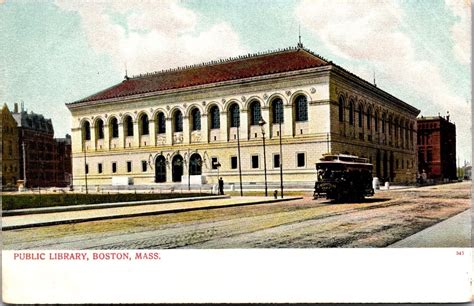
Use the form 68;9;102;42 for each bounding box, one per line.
3;182;470;249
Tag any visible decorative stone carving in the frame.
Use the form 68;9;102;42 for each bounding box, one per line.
183;103;187;109
150;108;153;112
310;87;316;94
263;93;268;100
191;132;201;143
91;116;94;119
157;135;166;145
241;96;246;102
202;101;206;106
286;90;291;96
134;110;137;114
221;98;226;103
105;114;108;118
166;105;170;111
119;113;123;117
173;134;183;144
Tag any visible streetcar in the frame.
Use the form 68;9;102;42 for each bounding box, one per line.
313;154;374;202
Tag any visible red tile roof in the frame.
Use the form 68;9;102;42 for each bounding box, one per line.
71;47;329;104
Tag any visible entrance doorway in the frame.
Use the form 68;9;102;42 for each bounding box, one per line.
155;155;166;183
172;154;183;182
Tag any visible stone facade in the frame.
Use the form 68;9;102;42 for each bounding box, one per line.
1;104;20;186
67;47;420;187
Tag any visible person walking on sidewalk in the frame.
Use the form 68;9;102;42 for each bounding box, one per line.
218;177;224;195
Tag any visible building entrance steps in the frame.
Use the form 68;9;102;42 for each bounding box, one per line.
2;196;302;231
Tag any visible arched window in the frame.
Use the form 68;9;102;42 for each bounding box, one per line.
271;98;283;124
349;101;354;125
249;100;261;125
157;112;166;134
210;105;220;129
96;119;104;139
229;103;240;128
140;114;149;135
394;119;399;138
366;107;371;129
381;114;386;133
388;116;392;135
374;111;378;132
110;117;119;138
191;108;201;131
189;153;202;175
174;110;183;132
295;95;308;122
358;104;363;128
83;121;91;141
338;96;345;122
124;115;133;137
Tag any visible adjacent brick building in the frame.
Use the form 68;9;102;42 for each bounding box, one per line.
12;104;72;188
66;45;420;187
417;115;457;180
1;104;20;187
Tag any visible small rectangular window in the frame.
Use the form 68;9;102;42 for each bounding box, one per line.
142;160;147;172
273;154;280;168
127;161;132;173
112;162;117;173
211;157;219;169
98;163;103;174
297;153;305;168
231;156;238;169
251;155;259;169
85;164;89;174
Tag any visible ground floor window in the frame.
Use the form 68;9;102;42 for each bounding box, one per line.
142;160;147;172
273;154;280;168
112;162;117;173
85;164;89;174
98;163;102;174
251;155;259;169
127;161;132;173
231;156;238;169
297;153;305;167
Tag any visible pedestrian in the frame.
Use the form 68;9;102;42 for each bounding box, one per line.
218;177;224;195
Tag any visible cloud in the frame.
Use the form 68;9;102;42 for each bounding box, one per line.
296;0;471;160
54;0;247;74
445;0;471;65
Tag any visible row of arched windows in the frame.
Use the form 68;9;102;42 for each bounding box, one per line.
338;96;414;148
82;95;309;141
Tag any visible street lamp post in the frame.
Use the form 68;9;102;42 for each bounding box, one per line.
278;119;284;198
259;118;268;196
83;141;88;194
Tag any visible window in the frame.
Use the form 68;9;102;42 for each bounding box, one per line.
157;112;166;133
142;160;147;172
174;111;183;132
338;96;344;122
83;121;91;140
271;98;284;124
111;118;119;138
229;104;240;128
85;164;89;174
98;163;103;174
251;155;259;169
231;156;238;169
358;104;363;128
374;112;378;131
125;116;133;137
273;154;280;168
140;114;149;135
97;119;104;139
127;161;132;173
210;106;220;129
112;162;117;173
366;108;371;129
349;101;354;125
249;101;261;125
211;157;219;169
297;153;305;167
381;114;386;133
295;95;308;121
191;108;201;131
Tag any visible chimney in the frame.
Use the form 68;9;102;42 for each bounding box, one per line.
14;103;18;113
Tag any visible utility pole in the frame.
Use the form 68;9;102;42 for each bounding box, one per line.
22;141;27;188
83;142;88;194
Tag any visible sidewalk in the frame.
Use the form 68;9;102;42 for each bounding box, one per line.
388;209;471;248
2;196;301;230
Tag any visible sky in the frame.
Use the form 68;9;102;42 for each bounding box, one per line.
0;0;471;163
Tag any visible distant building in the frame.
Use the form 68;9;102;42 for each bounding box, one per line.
1;104;20;187
12;103;72;188
417;114;456;180
463;163;471;180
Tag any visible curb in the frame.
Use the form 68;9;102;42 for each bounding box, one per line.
2;196;302;231
3;195;230;216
